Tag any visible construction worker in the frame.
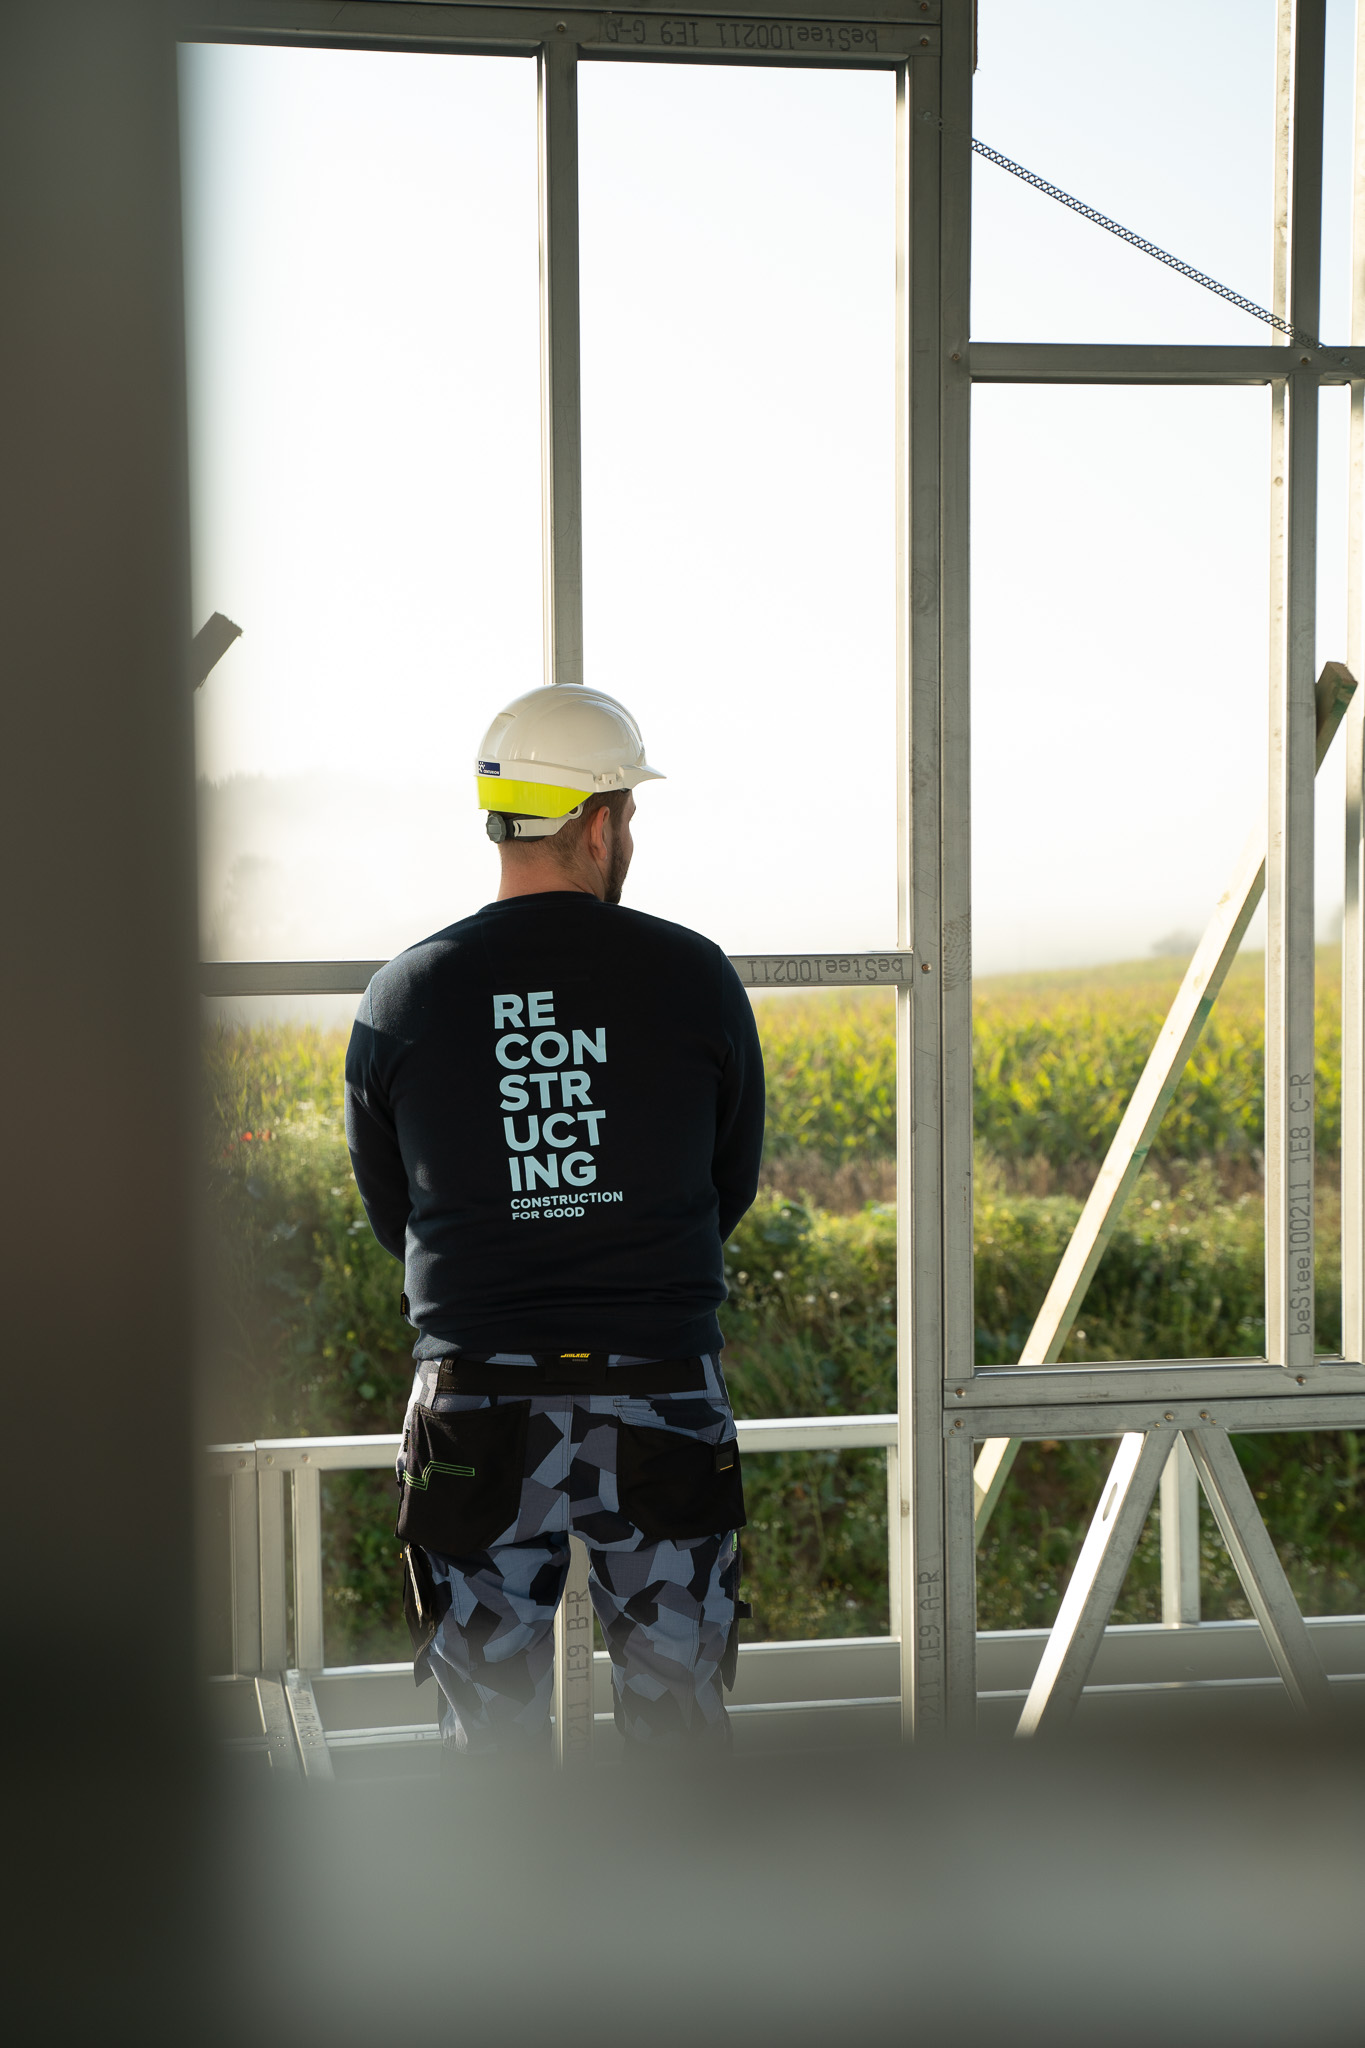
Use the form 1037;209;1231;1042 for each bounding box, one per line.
345;685;765;1760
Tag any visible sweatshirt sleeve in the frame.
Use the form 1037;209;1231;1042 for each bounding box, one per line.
344;989;410;1262
713;954;766;1242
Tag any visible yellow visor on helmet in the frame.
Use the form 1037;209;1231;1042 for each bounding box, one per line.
475;774;588;819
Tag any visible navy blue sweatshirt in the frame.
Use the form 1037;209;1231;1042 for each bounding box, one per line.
344;893;765;1358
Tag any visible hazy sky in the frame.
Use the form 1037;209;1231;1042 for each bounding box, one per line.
181;0;1360;986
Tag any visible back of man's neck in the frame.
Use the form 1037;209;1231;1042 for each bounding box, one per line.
496;862;602;903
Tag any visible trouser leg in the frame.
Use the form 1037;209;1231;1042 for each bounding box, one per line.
424;1534;570;1755
587;1529;741;1749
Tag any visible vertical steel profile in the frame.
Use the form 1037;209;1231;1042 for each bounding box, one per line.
938;0;977;1726
284;1667;336;1780
538;35;584;689
1343;0;1365;1364
552;1533;594;1764
943;1430;978;1729
894;48;947;1739
1159;1434;1201;1627
939;0;974;1392
1266;0;1324;1371
254;1678;301;1773
291;1461;326;1672
258;1458;289;1671
885;1443;902;1629
229;1462;263;1675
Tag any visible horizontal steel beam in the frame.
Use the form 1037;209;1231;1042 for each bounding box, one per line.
726;951;912;989
736;1414;897;1451
252;1435;398;1473
954;1360;1365;1407
227;1611;1365;1704
185;1;941;57
202;960;385;998
969;342;1365;384
211;1380;1363;1476
201;951;913;997
950;1394;1365;1442
206;1441;259;1478
206;1414;900;1473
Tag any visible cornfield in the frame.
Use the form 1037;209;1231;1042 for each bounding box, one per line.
757;947;1342;1182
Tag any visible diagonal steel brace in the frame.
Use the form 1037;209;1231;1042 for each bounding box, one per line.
1015;1426;1332;1736
1182;1427;1332;1715
1016;1428;1173;1738
975;662;1357;1536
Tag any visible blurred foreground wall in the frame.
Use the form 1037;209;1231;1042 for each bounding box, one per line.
0;3;200;2036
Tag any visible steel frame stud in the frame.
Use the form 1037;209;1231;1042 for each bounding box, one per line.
1266;0;1324;1371
258;1457;288;1672
284;1667;336;1780
538;31;584;690
551;1533;595;1764
228;1459;263;1676
895;29;951;1742
291;1460;326;1673
1159;1432;1201;1628
1342;0;1365;1366
254;1676;302;1774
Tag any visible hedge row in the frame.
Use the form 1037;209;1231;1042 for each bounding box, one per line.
202;1026;1364;1659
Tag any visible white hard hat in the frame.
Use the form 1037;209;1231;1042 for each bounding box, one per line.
475;685;664;840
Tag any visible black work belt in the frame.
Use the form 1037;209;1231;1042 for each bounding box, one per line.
434;1351;707;1397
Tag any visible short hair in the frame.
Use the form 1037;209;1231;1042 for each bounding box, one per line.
504;788;632;870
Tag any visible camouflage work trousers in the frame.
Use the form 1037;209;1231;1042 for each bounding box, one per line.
400;1356;742;1755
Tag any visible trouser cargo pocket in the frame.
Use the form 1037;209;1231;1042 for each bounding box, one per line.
615;1424;746;1541
395;1400;529;1555
401;1542;452;1682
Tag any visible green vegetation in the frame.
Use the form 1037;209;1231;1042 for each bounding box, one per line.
203;949;1365;1665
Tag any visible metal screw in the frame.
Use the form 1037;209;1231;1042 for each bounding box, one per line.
302;1452;310;1463
920;34;930;44
1164;1411;1176;1422
556;20;566;29
237;1458;246;1469
951;351;961;361
1300;354;1310;364
266;1455;274;1466
920;1;929;9
955;1387;965;1398
953;1418;963;1429
1296;1375;1307;1385
921;960;932;973
1200;1411;1212;1421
